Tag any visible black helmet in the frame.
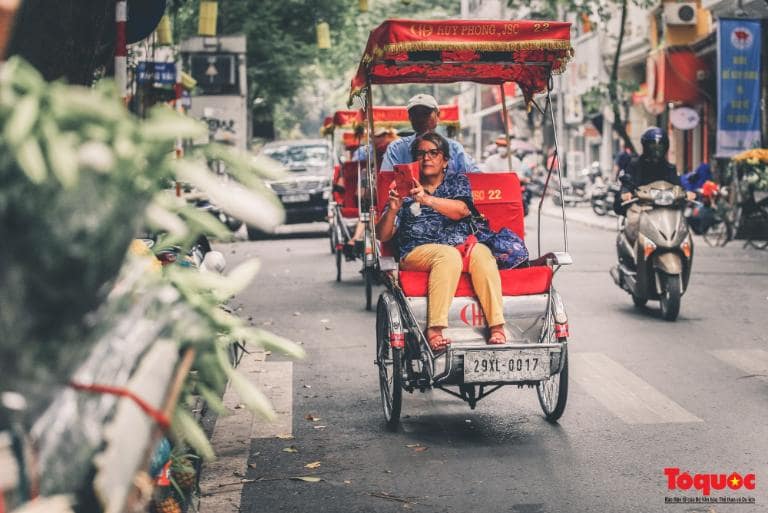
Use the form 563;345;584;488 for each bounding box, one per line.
640;126;669;160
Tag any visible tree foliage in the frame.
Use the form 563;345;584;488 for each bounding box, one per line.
173;0;459;138
7;0;459;137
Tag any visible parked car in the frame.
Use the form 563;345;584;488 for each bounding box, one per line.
252;139;333;237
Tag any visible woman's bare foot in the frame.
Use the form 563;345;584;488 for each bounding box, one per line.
426;326;450;352
488;324;506;345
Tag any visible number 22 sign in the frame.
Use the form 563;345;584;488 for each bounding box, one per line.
472;189;502;201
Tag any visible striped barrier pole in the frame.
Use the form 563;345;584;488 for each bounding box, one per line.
115;0;127;101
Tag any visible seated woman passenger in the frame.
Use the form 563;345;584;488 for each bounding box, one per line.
376;132;506;352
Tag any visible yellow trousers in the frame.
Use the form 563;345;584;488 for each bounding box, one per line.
401;243;505;328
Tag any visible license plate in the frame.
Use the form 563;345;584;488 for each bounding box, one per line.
282;193;310;203
463;349;550;383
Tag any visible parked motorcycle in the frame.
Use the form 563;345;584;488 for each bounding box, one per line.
552;163;602;207
591;182;621;216
610;180;694;321
525;167;547;198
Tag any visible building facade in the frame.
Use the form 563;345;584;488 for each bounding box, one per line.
463;0;768;178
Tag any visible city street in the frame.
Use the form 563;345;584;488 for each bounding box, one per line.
201;213;768;513
7;2;768;512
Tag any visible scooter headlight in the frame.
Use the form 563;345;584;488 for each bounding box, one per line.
650;188;675;206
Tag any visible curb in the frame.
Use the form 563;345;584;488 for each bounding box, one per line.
539;207;617;232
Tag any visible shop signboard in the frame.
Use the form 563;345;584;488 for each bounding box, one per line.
716;19;761;156
670;107;700;130
136;61;176;87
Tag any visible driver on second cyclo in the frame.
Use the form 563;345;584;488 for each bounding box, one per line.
380;94;480;174
619;126;696;245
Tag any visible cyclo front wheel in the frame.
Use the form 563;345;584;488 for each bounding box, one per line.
537;302;568;422
376;293;403;430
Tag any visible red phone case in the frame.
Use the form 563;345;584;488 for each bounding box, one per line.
393;162;419;198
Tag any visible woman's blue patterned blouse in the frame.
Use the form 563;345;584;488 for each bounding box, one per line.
384;170;474;260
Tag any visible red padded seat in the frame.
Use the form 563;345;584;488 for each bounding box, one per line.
400;266;552;297
376;171;396;257
468;173;524;240
339;161;361;218
331;164;343;203
340;207;359;218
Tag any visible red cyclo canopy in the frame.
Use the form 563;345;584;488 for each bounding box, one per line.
368;104;459;127
320;116;334;136
332;109;360;128
327;104;460;133
342;131;361;150
349;19;572;105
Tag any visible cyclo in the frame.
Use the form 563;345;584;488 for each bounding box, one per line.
323;109;365;275
348;19;575;429
325;105;461;309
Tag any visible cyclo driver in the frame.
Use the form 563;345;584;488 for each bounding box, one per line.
618;127;696;247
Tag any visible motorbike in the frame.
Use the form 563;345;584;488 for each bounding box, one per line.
591;182;621;216
552;163;602;207
610;180;694;321
525;168;547;198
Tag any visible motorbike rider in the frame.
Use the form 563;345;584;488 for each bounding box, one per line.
618;127;696;245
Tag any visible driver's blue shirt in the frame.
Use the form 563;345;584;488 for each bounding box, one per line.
380;134;480;174
383;170;473;260
353;144;372;161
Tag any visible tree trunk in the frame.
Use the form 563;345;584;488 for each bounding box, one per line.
607;0;636;154
6;0;114;85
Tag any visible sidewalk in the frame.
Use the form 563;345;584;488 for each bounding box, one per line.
537;200;618;232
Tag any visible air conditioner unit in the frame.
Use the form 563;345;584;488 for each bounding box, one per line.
664;2;698;26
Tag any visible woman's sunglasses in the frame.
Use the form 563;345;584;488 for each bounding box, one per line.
414;148;443;159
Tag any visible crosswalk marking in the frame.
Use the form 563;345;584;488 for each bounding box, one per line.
709;349;768;381
570;352;702;425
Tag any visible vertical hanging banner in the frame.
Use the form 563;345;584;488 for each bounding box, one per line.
717;19;762;156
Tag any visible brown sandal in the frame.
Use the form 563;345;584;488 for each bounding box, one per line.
488;326;507;345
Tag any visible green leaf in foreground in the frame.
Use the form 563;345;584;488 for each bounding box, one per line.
15;138;47;183
232;326;306;360
226;368;276;421
172;407;215;462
